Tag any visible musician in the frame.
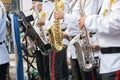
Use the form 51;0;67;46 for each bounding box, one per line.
41;0;69;80
54;0;100;80
0;1;10;80
33;2;45;19
79;0;120;80
31;2;50;80
32;1;38;11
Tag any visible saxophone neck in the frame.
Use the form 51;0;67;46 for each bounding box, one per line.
55;3;58;8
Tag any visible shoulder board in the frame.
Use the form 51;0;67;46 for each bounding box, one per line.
40;10;46;19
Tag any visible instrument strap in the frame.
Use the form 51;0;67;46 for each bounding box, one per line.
48;9;54;21
79;0;87;16
69;0;77;12
97;5;102;15
83;0;87;9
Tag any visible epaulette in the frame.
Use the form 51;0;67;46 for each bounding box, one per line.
40;11;46;19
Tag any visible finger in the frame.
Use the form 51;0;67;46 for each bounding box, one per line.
80;23;84;29
54;15;57;19
79;23;82;28
78;21;80;24
54;14;58;19
54;11;56;15
55;11;59;16
79;21;83;26
78;22;81;26
78;19;82;24
79;21;82;26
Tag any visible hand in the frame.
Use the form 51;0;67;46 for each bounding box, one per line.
54;11;64;19
92;44;99;52
78;16;86;29
61;33;67;39
36;19;45;27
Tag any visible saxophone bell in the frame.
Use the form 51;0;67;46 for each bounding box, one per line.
47;21;64;52
70;30;96;72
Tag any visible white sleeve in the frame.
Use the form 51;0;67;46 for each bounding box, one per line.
64;13;80;24
62;0;69;13
85;1;120;35
84;0;98;15
64;2;81;25
0;7;2;21
64;0;98;27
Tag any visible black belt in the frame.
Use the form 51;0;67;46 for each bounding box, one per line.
68;36;75;41
100;47;120;54
0;40;5;45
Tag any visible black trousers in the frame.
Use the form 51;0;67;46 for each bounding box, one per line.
93;67;101;80
35;51;50;80
0;63;9;80
101;70;120;80
71;59;97;80
71;59;82;80
50;48;69;80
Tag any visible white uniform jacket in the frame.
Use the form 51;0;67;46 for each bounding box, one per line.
0;1;10;65
64;0;98;36
85;0;120;74
64;0;98;59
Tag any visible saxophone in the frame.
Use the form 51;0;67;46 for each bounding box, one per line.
34;10;48;44
47;0;64;52
70;0;96;72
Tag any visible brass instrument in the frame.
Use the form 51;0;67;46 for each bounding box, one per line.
16;11;51;56
34;10;48;45
70;0;96;72
47;0;64;52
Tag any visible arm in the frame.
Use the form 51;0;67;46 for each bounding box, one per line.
64;0;81;24
64;0;98;25
84;0;98;15
85;1;120;35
